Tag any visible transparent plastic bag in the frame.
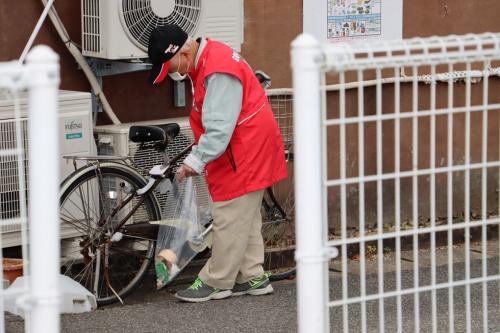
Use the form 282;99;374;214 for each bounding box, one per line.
153;176;209;289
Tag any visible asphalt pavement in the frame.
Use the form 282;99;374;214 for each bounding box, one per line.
5;240;500;333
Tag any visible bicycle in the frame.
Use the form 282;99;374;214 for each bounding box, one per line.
59;82;294;306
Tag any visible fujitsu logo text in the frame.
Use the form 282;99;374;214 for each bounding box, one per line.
65;121;82;130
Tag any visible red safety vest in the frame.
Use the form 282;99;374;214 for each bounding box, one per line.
188;39;288;202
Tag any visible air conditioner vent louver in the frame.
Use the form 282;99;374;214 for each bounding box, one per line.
0;90;95;247
204;16;240;49
82;0;101;53
121;0;202;51
0;119;28;225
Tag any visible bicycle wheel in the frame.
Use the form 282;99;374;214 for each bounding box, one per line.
59;164;161;305
261;158;295;281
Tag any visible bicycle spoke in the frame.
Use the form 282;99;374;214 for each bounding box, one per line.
60;166;160;304
60;213;99;235
62;195;99;225
67;256;95;285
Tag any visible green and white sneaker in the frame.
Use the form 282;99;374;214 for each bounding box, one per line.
175;277;232;303
232;272;274;297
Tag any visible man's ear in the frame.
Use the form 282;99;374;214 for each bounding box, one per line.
180;52;193;70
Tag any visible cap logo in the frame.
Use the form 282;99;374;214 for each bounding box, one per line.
164;44;180;54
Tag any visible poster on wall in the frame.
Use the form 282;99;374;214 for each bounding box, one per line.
304;0;402;43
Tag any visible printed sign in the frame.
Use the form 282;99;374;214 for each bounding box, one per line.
327;0;381;39
304;0;402;43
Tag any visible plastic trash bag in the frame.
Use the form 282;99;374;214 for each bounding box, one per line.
153;176;210;290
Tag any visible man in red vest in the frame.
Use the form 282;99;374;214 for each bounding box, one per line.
148;25;287;302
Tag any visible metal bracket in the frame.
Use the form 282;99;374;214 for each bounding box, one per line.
86;58;152;77
295;246;339;263
84;57;152;124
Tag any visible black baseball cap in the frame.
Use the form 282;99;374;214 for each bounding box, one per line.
148;25;188;85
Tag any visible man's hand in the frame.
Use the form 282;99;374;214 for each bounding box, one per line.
177;164;199;182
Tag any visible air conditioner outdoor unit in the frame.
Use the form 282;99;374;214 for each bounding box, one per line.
82;0;244;60
93;117;213;218
0;90;96;247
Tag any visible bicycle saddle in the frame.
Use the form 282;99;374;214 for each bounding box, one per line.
129;123;180;146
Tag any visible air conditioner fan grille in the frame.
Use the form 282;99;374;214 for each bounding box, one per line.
121;0;202;51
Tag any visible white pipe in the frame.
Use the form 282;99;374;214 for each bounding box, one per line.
411;64;422;332
480;60;489;333
64;42;122;125
446;62;455;333
19;0;55;64
291;34;328;333
39;0;121;124
26;45;60;333
338;71;349;333
464;61;472;333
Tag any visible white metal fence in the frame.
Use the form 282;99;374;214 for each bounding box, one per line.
292;33;500;332
0;46;60;332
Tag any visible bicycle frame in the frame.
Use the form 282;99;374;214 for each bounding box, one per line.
99;142;195;238
63;136;290;267
101;140;289;238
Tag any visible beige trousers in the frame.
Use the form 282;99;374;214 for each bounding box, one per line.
199;189;265;290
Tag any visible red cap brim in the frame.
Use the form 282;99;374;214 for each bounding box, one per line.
149;61;171;85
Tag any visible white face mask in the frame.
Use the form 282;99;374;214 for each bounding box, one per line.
168;57;188;81
169;71;186;81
